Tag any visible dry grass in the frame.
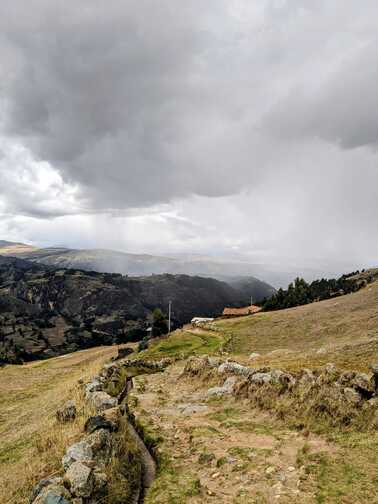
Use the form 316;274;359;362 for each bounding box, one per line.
217;280;378;372
0;345;120;504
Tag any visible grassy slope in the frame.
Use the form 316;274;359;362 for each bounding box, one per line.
142;280;378;372
216;279;378;372
0;345;120;504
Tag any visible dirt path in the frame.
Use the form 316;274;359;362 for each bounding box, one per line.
129;363;337;504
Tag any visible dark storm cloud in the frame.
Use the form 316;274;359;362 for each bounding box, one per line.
1;0;378;270
5;0;372;210
2;0;260;209
263;39;378;149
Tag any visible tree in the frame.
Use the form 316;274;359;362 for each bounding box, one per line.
152;308;168;337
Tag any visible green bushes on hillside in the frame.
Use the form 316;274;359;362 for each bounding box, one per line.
262;273;364;311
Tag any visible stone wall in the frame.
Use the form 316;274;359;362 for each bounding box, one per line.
184;356;378;429
30;357;170;504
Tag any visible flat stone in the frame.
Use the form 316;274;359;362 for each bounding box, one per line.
84;407;120;434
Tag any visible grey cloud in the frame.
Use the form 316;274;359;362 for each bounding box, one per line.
263;39;378;149
1;0;378;272
4;0;372;210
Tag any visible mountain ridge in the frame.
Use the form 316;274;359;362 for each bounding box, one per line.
0;255;267;364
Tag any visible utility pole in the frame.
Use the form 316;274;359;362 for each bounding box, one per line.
250;295;253;307
168;300;172;333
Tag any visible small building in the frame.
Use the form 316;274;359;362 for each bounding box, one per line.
222;305;262;317
191;317;214;327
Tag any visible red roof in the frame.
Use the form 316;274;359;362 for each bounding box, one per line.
222;305;262;316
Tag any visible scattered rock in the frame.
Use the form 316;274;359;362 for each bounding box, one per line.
177;403;209;415
207;376;237;397
249;352;261;360
56;400;76;423
343;387;361;404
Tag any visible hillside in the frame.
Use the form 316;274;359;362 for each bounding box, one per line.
0;240;288;292
0;256;251;364
216;274;378;372
2;278;378;503
0;276;378;504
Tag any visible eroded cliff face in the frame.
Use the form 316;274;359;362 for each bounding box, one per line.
0;257;246;364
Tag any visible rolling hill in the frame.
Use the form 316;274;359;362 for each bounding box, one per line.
0;240;290;291
0;256;258;364
2;269;378;503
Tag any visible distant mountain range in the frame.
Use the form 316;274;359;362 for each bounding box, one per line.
0;240;276;300
0;255;272;363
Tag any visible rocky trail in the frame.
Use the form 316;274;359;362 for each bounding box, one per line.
129;363;337;503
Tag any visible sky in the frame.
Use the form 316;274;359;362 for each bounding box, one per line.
0;0;377;271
